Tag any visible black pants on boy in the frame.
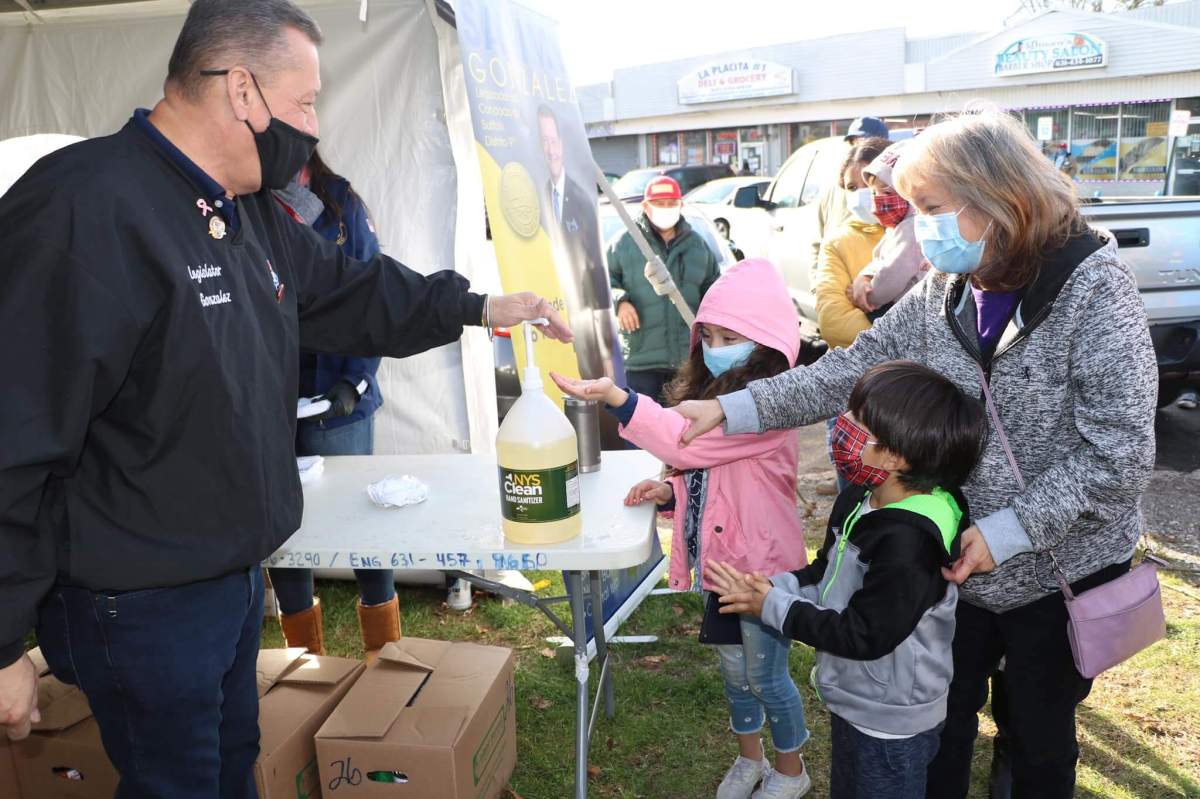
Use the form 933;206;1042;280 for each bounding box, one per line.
926;560;1129;799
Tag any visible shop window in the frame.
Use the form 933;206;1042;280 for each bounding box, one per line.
1119;101;1171;181
1070;104;1118;182
1168;98;1200;195
832;119;854;137
656;133;680;165
684;130;706;166
713;129;739;165
1026;108;1070;163
788;123;824;154
739;126;765;143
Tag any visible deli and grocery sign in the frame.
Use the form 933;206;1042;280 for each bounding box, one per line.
994;32;1107;77
678;59;795;105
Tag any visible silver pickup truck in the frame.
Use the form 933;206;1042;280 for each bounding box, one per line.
725;138;1200;405
1086;198;1200;405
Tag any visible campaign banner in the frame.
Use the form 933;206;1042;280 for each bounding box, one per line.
454;0;622;395
455;0;658;653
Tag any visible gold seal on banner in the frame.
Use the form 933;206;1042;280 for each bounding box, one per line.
499;161;540;239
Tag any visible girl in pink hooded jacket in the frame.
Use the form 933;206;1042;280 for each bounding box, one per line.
553;259;813;799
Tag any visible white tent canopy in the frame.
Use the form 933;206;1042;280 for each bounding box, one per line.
0;0;502;456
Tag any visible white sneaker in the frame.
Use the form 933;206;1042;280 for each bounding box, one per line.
752;767;812;799
446;578;473;611
716;755;769;799
1177;390;1198;410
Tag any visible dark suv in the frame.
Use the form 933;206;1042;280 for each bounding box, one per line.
611;164;734;202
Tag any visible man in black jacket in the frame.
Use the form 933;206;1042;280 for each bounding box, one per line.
0;2;569;795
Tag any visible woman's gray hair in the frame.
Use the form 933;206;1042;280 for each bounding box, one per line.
166;0;323;100
893;104;1086;291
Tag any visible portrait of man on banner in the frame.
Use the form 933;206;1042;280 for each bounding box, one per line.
537;103;608;313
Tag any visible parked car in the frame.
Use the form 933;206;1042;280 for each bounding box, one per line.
683;176;772;241
1076;197;1200;405
598;171;621;194
719;135;850;322
725;134;1200;406
612;163;734;202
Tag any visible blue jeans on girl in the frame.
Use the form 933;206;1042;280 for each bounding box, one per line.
717;612;810;752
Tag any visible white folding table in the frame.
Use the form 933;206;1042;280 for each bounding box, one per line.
268;451;661;799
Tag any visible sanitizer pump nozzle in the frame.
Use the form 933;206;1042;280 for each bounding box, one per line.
521;318;548;391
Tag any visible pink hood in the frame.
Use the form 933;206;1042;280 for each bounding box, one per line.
691;258;801;366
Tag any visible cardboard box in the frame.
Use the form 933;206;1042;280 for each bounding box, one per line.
0;734;20;799
315;638;516;799
12;649;118;799
11;646;363;799
255;648;365;799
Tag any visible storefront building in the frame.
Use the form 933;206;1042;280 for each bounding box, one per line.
581;1;1200;196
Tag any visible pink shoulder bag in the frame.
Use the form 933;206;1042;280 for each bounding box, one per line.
976;364;1166;679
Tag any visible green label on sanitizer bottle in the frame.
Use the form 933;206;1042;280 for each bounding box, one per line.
499;463;581;523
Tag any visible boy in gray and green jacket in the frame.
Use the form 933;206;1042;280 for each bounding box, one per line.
710;361;986;799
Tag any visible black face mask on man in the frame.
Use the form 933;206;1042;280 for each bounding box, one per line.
201;68;319;190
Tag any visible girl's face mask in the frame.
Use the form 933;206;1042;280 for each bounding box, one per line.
702;340;757;377
830;413;890;487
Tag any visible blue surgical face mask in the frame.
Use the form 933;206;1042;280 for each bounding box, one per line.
702;340;757;377
914;208;991;274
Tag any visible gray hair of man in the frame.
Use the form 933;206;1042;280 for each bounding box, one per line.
166;0;323;100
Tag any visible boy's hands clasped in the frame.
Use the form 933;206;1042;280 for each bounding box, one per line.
707;561;772;618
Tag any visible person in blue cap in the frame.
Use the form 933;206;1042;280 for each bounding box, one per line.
845;116;891;142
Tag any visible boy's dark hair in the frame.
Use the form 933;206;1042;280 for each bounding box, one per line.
847;360;987;492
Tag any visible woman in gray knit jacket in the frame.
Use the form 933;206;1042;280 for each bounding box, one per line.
675;110;1157;799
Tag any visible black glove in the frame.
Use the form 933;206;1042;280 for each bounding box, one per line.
318;380;360;420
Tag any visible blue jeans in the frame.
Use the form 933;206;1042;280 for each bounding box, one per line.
717;613;810;752
272;414;394;612
36;568;265;799
829;714;943;799
825;416;850;493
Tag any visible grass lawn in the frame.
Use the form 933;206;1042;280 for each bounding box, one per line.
262;541;1200;799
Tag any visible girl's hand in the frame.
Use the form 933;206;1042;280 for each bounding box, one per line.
549;373;628;407
625;479;672;507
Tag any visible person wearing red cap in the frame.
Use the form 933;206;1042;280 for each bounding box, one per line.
606;175;721;412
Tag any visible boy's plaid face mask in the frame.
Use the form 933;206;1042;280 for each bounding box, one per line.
831;414;890;488
872;191;910;228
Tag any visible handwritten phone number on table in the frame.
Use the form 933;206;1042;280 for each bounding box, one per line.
268;551;551;570
396;552;549;570
268;551;322;568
